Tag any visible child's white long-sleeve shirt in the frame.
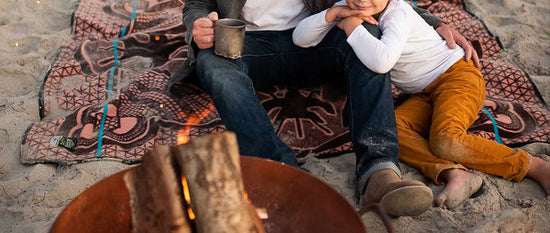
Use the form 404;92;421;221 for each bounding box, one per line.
293;0;465;93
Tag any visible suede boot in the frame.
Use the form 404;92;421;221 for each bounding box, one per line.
361;169;433;216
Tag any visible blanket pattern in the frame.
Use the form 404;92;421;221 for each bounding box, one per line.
21;0;549;164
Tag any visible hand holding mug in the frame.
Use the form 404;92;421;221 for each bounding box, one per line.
192;12;218;49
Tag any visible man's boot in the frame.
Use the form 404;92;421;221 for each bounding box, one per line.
362;169;433;216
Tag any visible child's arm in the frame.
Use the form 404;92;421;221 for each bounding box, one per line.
340;8;410;73
292;8;338;47
293;3;375;47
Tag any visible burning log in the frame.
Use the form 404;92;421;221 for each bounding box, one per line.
124;132;265;233
124;145;192;233
173;132;266;233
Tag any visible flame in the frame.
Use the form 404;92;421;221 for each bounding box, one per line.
177;108;213;145
181;177;191;204
244;192;251;204
181;176;196;220
187;208;196;220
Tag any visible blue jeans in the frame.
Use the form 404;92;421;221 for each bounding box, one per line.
195;27;400;195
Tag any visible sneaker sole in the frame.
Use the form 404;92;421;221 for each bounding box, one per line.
380;185;433;216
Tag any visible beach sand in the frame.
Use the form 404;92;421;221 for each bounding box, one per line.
0;0;548;232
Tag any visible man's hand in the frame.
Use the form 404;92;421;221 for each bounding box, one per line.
436;23;481;68
326;6;378;25
192;12;218;49
337;16;365;37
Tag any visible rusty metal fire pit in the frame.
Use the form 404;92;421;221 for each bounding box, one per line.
50;156;366;233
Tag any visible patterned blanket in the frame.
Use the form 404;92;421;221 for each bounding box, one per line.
21;0;550;164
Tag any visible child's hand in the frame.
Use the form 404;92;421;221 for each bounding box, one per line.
326;6;353;23
355;12;378;26
326;6;378;25
337;16;365;36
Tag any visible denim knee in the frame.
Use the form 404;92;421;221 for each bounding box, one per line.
195;49;250;95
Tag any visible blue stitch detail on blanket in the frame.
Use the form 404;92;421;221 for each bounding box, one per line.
482;106;504;144
96;0;138;158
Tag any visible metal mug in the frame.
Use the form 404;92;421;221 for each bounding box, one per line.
214;18;246;59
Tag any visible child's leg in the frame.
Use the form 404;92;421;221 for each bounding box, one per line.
396;95;482;208
427;59;531;182
396;95;465;183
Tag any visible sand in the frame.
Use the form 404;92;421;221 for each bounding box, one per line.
0;0;548;232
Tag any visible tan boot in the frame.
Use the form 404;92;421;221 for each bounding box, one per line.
362;169;433;216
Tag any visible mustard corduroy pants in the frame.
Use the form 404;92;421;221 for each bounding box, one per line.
395;59;531;184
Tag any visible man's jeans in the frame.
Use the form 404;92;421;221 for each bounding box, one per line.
195;27;400;195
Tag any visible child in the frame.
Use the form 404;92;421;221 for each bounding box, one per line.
293;0;550;209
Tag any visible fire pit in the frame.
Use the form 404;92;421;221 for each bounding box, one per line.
50;137;365;233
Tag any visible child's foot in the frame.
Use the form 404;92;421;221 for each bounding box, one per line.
434;169;483;209
526;157;550;195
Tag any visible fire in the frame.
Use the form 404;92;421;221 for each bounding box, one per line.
244;192;252;204
177;106;270;221
187;208;196;220
177;108;213;145
181;177;191;205
181;176;196;220
176;106;215;222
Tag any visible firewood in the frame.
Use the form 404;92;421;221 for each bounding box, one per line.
172;132;266;233
124;145;193;233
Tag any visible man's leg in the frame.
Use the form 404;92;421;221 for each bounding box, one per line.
195;46;297;166
316;26;433;216
345;42;433;216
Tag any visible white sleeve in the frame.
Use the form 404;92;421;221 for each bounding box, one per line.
346;7;410;73
292;9;338;47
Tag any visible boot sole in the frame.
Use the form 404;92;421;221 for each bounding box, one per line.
380;185;433;217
